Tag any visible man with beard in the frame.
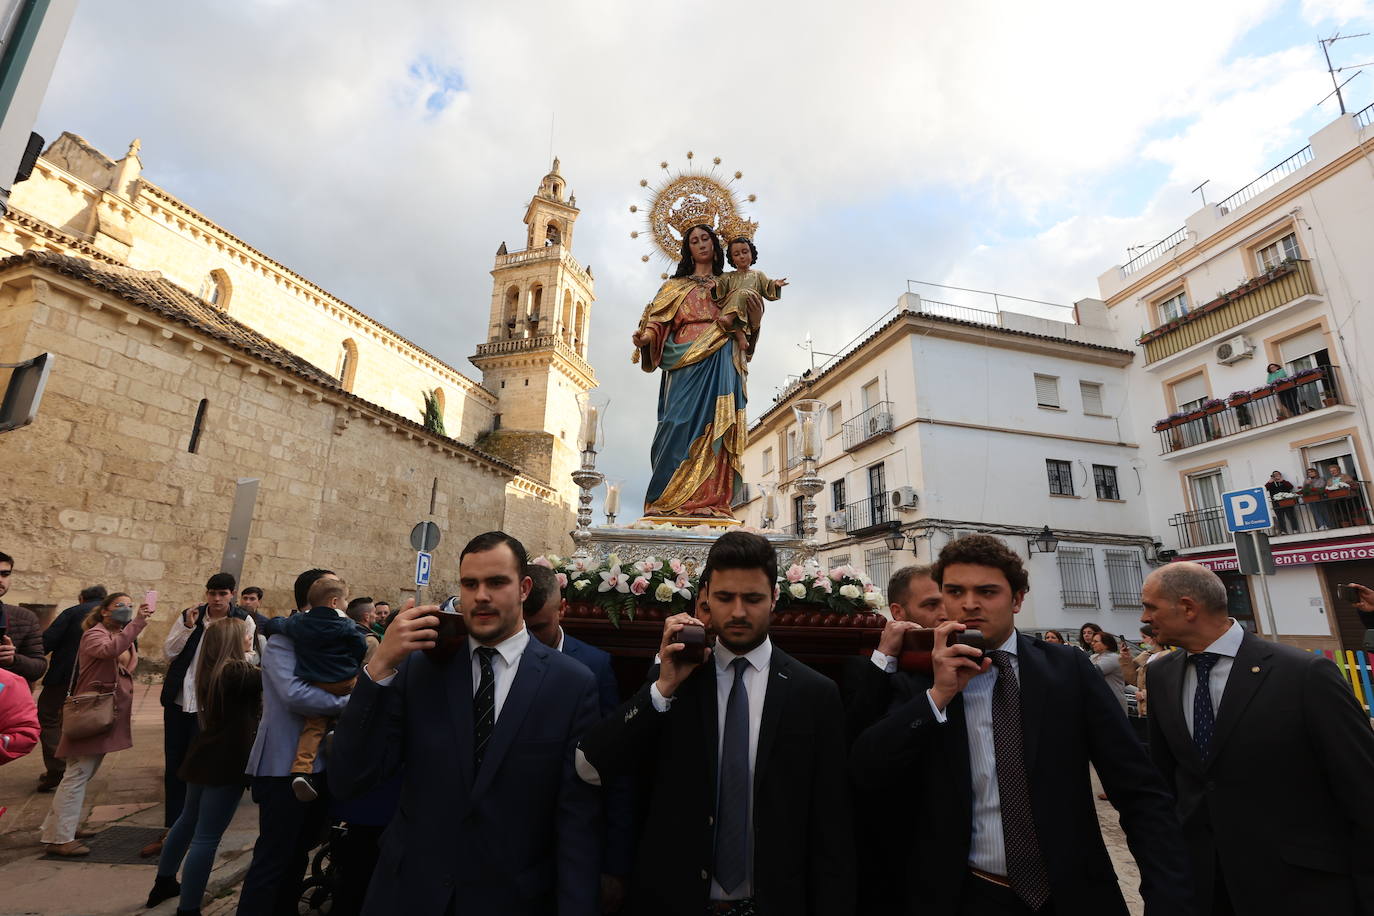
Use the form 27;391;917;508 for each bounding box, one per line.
575;531;855;915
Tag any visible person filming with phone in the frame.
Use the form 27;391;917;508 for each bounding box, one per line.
330;531;603;916
575;530;855;916
851;534;1192;915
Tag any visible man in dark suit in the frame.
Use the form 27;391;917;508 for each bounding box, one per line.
841;564;946;913
575;530;855;916
851;534;1193;915
331;531;602;916
1143;562;1374;915
523;562;630;912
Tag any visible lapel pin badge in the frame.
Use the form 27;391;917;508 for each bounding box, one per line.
1251;666;1260;673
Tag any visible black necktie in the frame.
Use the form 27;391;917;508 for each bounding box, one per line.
473;647;498;771
989;650;1051;911
714;657;750;894
1190;652;1221;758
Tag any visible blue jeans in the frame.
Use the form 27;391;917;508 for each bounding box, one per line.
157;781;245;910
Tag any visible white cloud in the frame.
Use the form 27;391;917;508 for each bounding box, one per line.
30;0;1344;516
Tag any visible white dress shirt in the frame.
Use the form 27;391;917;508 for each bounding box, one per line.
926;629;1019;877
470;626;530;722
707;637;771;901
871;649;897;673
1182;619;1244;736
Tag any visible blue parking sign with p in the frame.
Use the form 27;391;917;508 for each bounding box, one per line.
1222;487;1273;533
415;550;432;586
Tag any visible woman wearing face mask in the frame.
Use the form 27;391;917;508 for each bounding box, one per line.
40;592;153;856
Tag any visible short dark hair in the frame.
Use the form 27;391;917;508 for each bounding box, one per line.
1139;623;1156;638
79;584;108;602
374;600;391;609
932;534;1029;594
294;569;335;610
1096;632;1119;653
345;596;374;623
727;237;758;267
702;531;777;594
0;551;11;567
523;565;560;616
887;564;934;607
460;531;528;575
206;572;237;592
241;586;264;600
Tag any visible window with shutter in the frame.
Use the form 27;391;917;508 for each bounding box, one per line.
1034;374;1060;408
1080;381;1104;415
1170;374;1208;410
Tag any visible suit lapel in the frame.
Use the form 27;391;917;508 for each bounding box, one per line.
1014;634;1045;773
753;647;791;791
444;641;476;792
697;662;719;800
1153;649;1206;771
471;636;550;797
1207;632;1274;765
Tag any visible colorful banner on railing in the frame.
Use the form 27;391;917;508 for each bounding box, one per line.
1186;535;1374;572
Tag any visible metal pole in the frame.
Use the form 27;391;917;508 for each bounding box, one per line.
1250;533;1281;642
1323;38;1346;115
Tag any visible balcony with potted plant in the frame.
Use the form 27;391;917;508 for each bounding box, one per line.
1151;365;1350;457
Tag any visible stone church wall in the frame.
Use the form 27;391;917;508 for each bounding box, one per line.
3;139;497;444
0;268;512;646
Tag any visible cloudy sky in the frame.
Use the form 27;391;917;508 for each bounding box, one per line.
33;0;1374;515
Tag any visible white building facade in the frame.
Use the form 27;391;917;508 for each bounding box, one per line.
1096;107;1374;654
742;295;1160;639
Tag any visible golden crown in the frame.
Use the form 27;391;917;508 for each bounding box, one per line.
630;154;758;271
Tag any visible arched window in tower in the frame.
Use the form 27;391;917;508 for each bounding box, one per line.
544;222;561;246
200;269;231;310
561;290;575;346
529;284;544;338
338;339;359;392
503;285;520;339
575;301;588;357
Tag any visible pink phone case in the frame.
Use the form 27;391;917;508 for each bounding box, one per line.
145;590;158;614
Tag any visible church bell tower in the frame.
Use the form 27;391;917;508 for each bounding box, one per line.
469;158;598;510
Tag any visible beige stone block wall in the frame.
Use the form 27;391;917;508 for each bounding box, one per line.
0;272;516;646
5;160;497;444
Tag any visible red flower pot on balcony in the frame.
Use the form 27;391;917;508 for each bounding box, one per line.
1273;496;1298;508
1301;492;1325;503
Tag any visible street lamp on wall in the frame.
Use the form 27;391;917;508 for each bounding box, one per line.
884;525;907;552
1028;525;1059;554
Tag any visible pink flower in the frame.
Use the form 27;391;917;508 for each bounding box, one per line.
670;558;686;575
556;572;568;590
631;575;650;596
785;564;806;583
828;567;847;582
814;576;833;593
530;556;553;569
639;557;664;573
676;573;691;589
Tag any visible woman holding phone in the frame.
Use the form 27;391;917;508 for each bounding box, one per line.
40;592;153;856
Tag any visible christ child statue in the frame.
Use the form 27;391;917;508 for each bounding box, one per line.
714;237;787;360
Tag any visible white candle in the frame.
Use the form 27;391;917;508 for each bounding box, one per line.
764;491;778;520
581;405;599;450
605;482;621;516
802;417;817;458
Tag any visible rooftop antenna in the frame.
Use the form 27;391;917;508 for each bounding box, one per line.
796;332;839;371
1191;180;1210;205
1319;32;1373;114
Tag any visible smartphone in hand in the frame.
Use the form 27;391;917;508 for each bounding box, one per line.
424;596;467;665
145;590;159;615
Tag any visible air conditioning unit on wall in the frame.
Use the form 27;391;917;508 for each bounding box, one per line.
825;512;848;532
890;486;919;510
1215;335;1254;365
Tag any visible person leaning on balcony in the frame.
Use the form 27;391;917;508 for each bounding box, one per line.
1266;363;1301;418
1301;467;1332;530
1265;471;1299;535
1326;464;1361;528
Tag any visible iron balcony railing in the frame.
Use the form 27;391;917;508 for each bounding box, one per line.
1122;225;1188;276
1138;259;1317;363
842;402;895;451
1356;101;1374;131
1169;480;1372;549
1216;146;1313;215
844;493;889;534
1155;366;1349;454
